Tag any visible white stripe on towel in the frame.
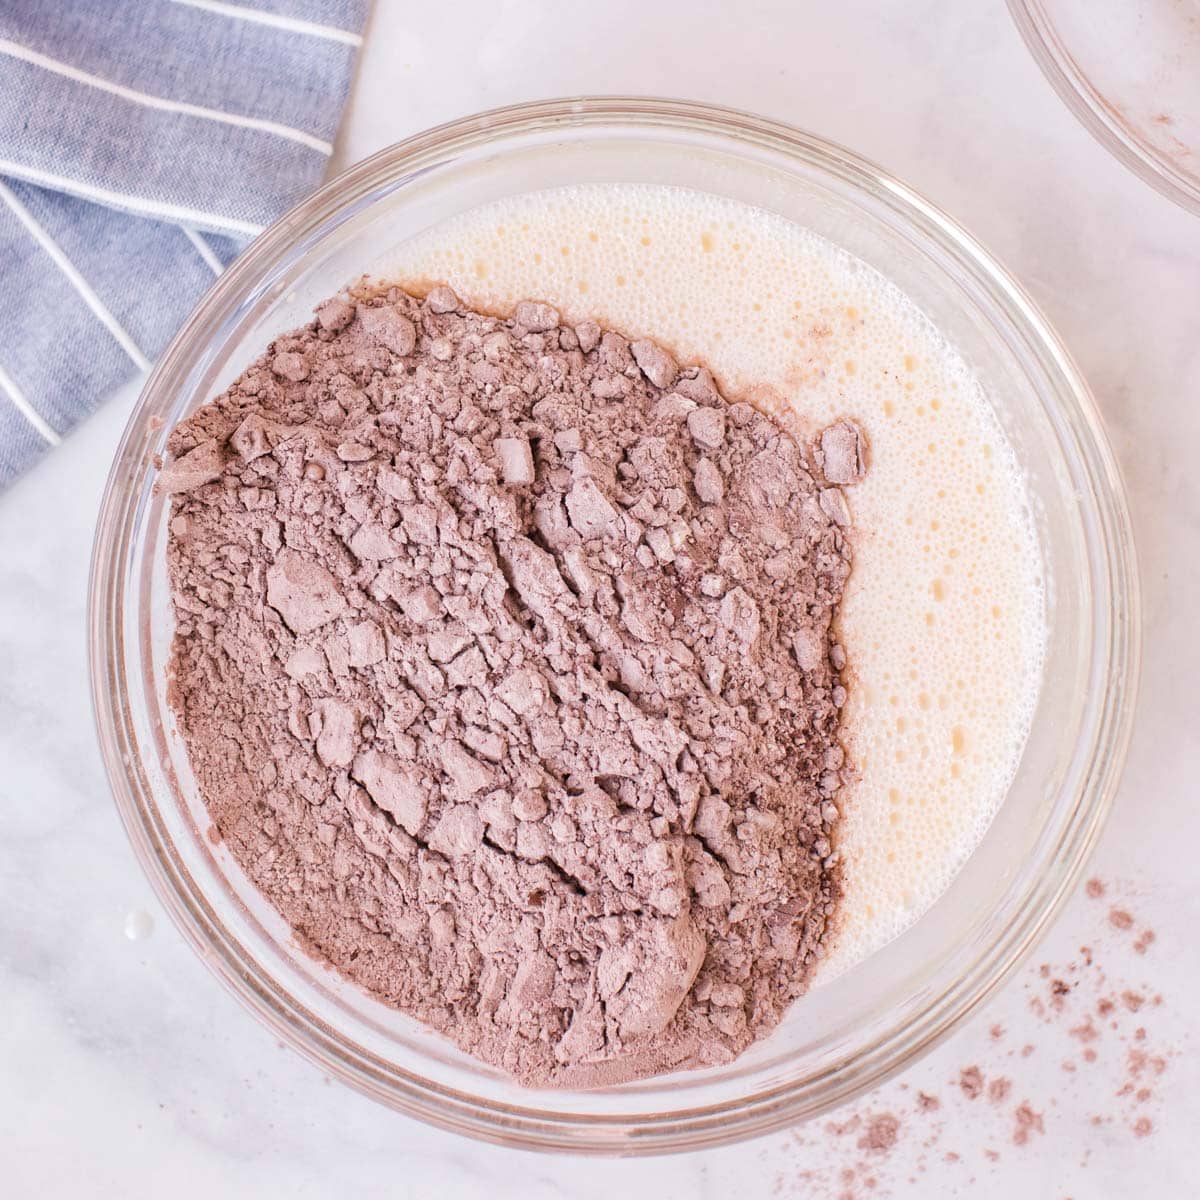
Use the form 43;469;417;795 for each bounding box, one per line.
0;38;332;154
0;359;60;445
0;178;152;371
168;0;363;46
0;160;266;236
181;224;224;275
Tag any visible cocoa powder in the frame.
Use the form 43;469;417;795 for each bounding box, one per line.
774;878;1174;1196
162;284;865;1086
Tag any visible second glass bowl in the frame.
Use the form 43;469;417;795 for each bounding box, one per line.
1010;0;1200;215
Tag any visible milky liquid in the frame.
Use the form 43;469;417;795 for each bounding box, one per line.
386;185;1046;978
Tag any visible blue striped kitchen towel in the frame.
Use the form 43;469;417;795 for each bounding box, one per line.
0;0;371;490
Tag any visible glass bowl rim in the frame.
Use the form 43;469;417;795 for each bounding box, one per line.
88;95;1141;1154
1007;0;1200;216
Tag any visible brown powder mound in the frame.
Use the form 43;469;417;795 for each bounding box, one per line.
162;284;865;1087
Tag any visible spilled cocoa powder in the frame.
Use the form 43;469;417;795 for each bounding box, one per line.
775;878;1175;1197
162;284;867;1086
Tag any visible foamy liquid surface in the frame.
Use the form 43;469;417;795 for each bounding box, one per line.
385;184;1046;978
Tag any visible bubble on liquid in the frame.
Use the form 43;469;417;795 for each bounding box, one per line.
390;183;1046;979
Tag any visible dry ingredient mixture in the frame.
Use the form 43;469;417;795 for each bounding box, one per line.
162;284;866;1086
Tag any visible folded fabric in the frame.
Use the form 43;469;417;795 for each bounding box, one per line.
0;0;370;490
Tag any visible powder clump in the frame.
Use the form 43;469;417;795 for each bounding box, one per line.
163;284;865;1086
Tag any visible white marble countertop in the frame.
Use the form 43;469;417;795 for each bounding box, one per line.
3;2;1197;1195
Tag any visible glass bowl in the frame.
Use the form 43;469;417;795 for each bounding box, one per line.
88;97;1139;1154
1009;0;1200;215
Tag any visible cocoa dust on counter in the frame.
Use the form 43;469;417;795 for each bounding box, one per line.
775;879;1174;1199
161;284;868;1087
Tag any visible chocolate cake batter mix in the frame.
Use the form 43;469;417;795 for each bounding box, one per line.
161;284;866;1086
